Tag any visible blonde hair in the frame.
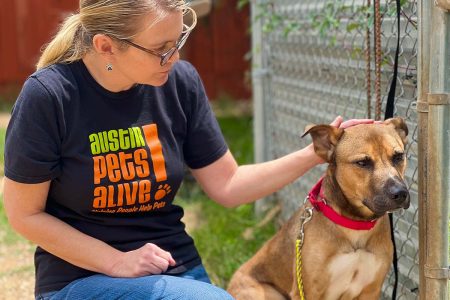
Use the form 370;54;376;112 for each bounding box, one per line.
36;0;190;70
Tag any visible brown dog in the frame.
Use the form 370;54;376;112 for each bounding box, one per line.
227;117;409;300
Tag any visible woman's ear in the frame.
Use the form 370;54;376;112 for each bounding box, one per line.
92;34;115;57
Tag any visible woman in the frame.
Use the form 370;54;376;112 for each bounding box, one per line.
3;0;372;299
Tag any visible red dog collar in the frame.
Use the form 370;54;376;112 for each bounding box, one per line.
308;177;377;230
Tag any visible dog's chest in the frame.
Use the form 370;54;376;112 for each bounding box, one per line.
325;248;383;299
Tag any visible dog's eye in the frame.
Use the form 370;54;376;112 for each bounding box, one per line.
354;158;372;168
392;153;405;165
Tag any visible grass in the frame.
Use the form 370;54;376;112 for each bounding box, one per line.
0;127;23;245
177;190;275;288
0;198;21;245
0;127;5;173
176;114;276;288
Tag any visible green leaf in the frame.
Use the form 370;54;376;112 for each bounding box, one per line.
329;36;337;46
237;0;250;10
346;22;361;32
351;47;363;59
283;22;301;37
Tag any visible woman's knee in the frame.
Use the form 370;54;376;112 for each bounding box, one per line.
51;274;234;300
150;275;234;300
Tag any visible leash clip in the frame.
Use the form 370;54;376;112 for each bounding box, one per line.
303;195;309;205
298;207;314;247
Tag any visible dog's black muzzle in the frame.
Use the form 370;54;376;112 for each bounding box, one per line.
363;178;410;216
385;179;410;209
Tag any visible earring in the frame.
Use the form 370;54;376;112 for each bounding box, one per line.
106;63;113;71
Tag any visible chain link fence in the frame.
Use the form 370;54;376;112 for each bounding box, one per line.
253;0;419;298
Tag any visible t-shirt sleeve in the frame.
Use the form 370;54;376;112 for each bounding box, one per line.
4;77;62;183
183;66;228;169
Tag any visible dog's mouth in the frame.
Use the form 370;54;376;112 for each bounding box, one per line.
362;194;410;217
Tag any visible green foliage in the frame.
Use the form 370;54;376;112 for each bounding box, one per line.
0;128;25;244
216;115;253;165
0;128;5;174
0;196;23;244
253;2;300;37
0;85;20;113
247;0;411;45
237;0;250;11
310;1;350;39
177;193;275;288
177;114;276;287
242;0;412;69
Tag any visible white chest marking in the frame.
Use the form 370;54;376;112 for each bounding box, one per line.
325;249;383;300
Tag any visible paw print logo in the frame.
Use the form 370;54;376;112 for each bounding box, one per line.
155;184;172;200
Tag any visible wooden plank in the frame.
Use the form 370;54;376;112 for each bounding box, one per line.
0;0;20;85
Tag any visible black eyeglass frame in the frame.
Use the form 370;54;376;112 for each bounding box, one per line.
120;26;191;66
118;6;197;66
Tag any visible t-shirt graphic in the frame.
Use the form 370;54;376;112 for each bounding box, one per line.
5;60;229;295
90;124;170;214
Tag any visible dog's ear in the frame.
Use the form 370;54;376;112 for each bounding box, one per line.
302;124;344;162
383;117;408;145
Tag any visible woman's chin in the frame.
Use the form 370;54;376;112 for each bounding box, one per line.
145;74;169;87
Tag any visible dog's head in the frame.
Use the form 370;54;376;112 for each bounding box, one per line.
303;117;409;219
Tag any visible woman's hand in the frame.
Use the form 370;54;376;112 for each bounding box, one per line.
108;243;176;277
309;116;378;165
329;115;377;129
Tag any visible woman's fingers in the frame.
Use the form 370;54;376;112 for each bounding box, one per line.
108;243;177;277
329;116;343;128
329;116;384;129
339;118;375;129
149;244;176;266
146;256;170;274
140;244;177;274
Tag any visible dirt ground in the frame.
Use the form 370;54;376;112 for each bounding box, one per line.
0;114;10;129
0;242;35;300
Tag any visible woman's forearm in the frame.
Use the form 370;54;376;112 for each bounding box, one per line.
10;211;121;275
193;144;322;207
223;144;321;206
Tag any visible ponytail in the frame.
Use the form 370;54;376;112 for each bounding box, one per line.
36;0;190;70
36;14;85;70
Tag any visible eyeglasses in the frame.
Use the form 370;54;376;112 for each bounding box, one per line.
121;26;191;66
120;7;197;66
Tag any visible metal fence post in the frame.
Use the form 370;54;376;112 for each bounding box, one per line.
423;0;450;298
253;0;422;296
251;0;265;166
251;0;273;216
417;0;431;298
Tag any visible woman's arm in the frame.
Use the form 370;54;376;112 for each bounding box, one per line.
191;117;375;207
191;145;319;207
3;178;175;277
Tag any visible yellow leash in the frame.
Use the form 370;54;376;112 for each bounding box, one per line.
295;206;313;300
295;239;306;300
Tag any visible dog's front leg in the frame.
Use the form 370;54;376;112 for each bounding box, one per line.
228;270;288;300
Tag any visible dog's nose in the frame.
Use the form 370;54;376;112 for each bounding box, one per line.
387;184;409;203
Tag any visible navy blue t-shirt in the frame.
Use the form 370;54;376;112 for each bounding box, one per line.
4;60;228;295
